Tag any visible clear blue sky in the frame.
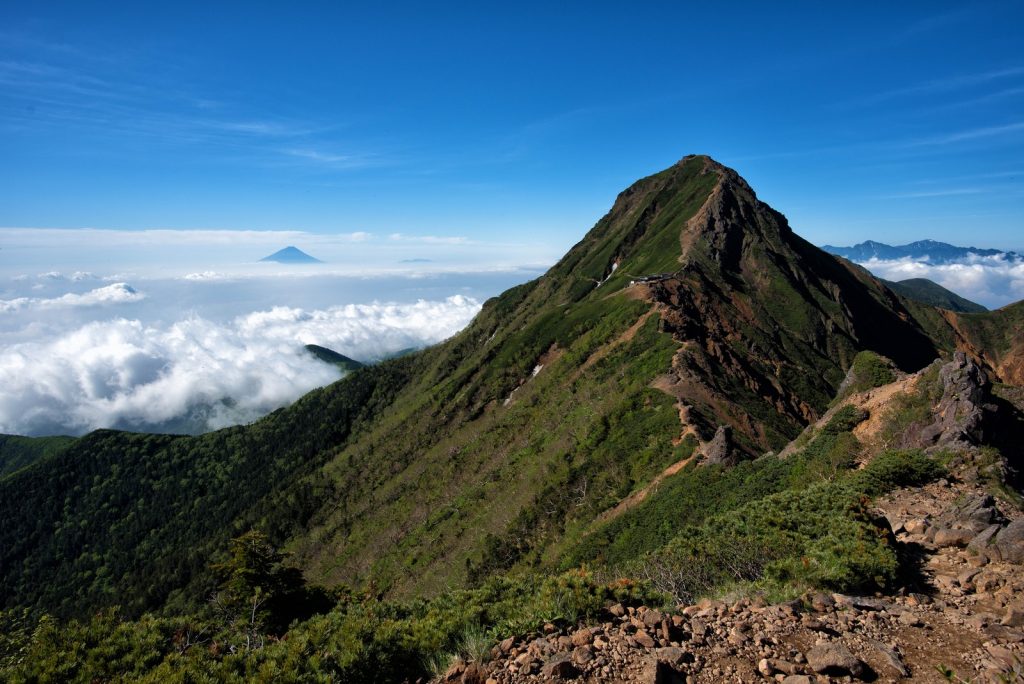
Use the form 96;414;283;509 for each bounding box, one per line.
2;1;1023;252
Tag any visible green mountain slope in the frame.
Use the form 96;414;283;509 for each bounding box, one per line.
304;343;364;371
0;361;418;616
941;300;1024;386
1;155;1014;621
0;434;76;478
882;277;987;313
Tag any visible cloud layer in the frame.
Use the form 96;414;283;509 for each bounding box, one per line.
859;254;1024;309
0;282;144;313
0;295;480;436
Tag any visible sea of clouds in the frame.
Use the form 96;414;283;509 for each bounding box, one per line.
855;253;1024;309
0;276;485;436
0;227;555;437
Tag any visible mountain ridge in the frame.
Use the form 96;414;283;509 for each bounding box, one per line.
822;238;1022;264
2;154;1022;623
881;277;987;313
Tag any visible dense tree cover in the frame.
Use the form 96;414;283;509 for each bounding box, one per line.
0;557;663;684
0;434;75;478
0;356;420;618
0;443;947;683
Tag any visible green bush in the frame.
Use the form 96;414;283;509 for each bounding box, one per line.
851;448;946;496
636;447;945;604
0;572;666;684
850;351;896;392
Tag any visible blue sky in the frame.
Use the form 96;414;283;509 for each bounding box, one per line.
2;1;1024;437
1;1;1022;254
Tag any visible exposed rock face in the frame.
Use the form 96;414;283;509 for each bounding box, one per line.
700;425;742;467
920;352;989;447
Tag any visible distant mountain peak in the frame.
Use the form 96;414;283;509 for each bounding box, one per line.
260;246;322;263
821;240;1021;264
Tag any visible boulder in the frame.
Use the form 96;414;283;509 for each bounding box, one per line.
806;641;866;678
541;653;580;679
638;659;685;684
934;527;977;547
868;638;909;678
570;627;595;647
634;630;656;649
571;645;594;665
642;609;664;628
995;518;1024;563
968;523;1002;555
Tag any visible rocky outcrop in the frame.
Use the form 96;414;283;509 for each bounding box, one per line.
920;352;990;447
436;447;1024;684
913;490;1024;568
446;584;1022;683
700;425;742;467
926;493;1006;549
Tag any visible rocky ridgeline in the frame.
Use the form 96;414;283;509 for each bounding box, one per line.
442;560;1022;683
435;355;1024;684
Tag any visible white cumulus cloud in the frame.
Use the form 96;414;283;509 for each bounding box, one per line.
0;283;146;313
859;255;1024;309
0;295;480;436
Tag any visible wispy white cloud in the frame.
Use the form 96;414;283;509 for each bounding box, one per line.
907;121;1024;147
0;53;376;170
0;227;483;250
894;7;981;43
906;170;1023;185
277;147;386;170
0;227;329;248
841;65;1024;108
881;187;989;199
387;232;470;245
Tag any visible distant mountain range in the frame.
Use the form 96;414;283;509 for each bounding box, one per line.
260;246;322;263
822;239;1022;264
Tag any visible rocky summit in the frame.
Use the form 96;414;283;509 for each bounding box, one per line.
2;157;1023;682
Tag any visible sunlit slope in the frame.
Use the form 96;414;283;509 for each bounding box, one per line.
2;155;997;618
284;156;945;596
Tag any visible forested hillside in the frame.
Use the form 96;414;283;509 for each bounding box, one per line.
2;155;1021;630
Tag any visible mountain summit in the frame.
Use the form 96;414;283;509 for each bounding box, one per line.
259;245;322;263
3;155;1023;644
